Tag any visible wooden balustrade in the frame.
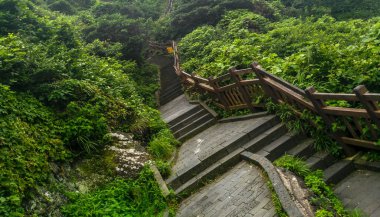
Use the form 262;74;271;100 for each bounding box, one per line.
169;41;380;155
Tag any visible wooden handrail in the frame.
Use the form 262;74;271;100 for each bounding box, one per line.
167;41;380;154
252;64;307;97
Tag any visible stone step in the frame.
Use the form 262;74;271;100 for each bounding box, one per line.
324;160;355;184
161;82;182;94
305;152;335;171
174;147;244;195
286;138;315;160
258;133;303;162
167;115;280;189
218;112;269;123
160;90;184;106
177;118;216;143
243;123;288;154
167;105;203;127
174;113;214;138
170;109;209;132
160;84;183;98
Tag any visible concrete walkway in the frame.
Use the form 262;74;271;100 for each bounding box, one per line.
177;161;276;217
334;170;380;216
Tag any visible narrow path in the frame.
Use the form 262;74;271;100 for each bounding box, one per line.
177;161;276;217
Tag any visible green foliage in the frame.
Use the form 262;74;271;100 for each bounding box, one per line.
180;14;380;93
127;63;160;108
265;100;343;156
362;151;380;162
280;0;380;20
48;0;76;14
148;129;179;160
274;155;310;177
0;1;177;215
46;0;95;13
0;85;69;216
275;155;353;216
170;0;283;38
92;0;165;19
180;13;380;156
84;13;148;62
62;167;168;216
155;160;172;179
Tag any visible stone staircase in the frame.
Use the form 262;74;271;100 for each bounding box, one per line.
164;111;356;196
155;55;380;217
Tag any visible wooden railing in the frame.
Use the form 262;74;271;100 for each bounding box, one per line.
172;42;264;111
171;41;380;155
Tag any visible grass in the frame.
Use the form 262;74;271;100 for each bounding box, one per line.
62;166;170;216
274;155;365;217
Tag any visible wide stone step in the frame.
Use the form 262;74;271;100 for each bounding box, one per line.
167;105;203;127
167;115;280;190
287;138;315;160
160;84;183;97
243;123;287;153
160;82;182;94
258;133;303;161
324;160;355;184
177;118;216;143
174;147;243;195
160;91;183;106
174;113;214;138
170;109;209;132
305;152;335;170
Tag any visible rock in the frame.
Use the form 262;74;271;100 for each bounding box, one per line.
276;168;315;217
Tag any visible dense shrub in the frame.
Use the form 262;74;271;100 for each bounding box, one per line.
62;167;168;216
179;13;380;93
48;0;76;15
280;0;380;20
0;1;176;215
170;0;282;38
0;85;69;216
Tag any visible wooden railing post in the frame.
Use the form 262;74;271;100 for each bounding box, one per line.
305;87;333;127
305;87;356;156
354;85;380;129
229;68;257;112
191;72;200;91
251;62;278;102
208;77;229;110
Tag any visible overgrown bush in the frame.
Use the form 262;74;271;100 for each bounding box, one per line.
179;14;380;93
62;167;168;216
148;129;179;160
48;0;76;15
0;1;177;215
0;85;69;216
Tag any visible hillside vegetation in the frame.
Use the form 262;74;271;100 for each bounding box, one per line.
1;0;380;216
179;12;380;93
0;0;176;216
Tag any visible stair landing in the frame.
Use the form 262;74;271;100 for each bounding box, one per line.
176;161;276;217
334;170;380;216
